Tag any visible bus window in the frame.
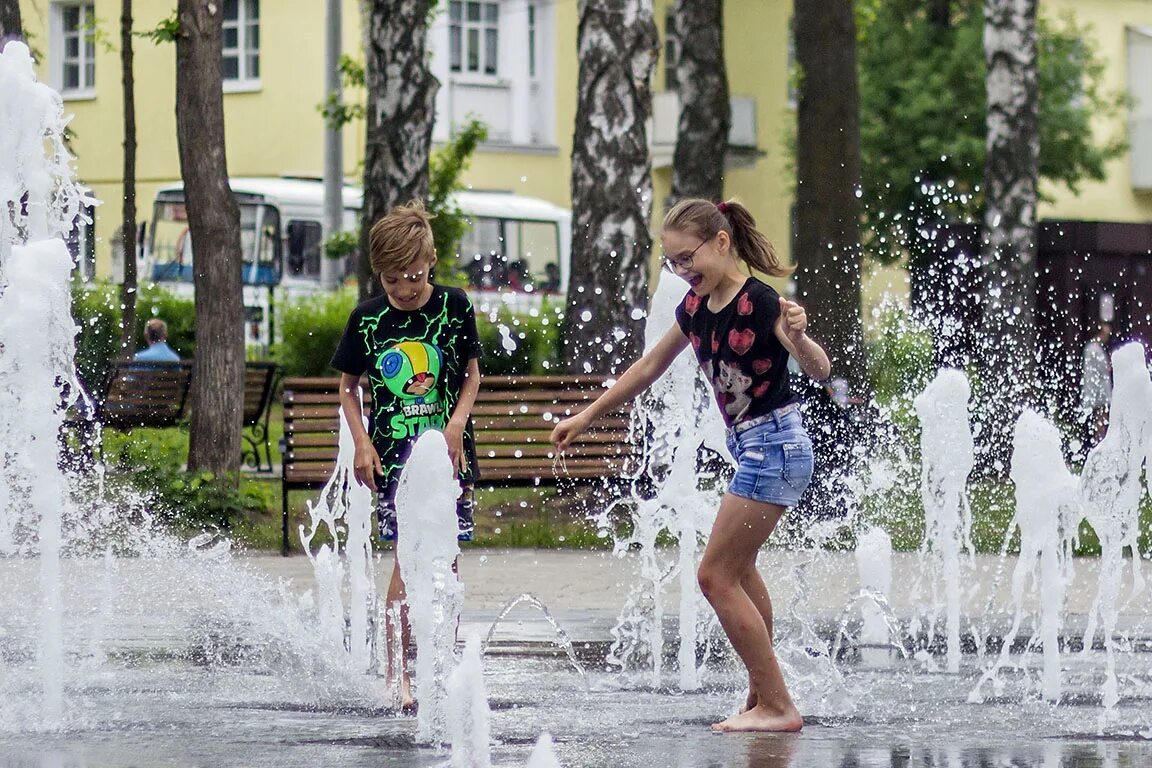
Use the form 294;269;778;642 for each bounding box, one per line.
458;217;504;289
149;200;275;285
513;220;560;293
286;220;323;279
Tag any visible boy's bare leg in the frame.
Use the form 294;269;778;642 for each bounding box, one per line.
739;563;775;712
385;557;415;712
697;493;802;733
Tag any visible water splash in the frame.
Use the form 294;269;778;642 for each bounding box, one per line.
394;429;463;744
1079;343;1151;710
913;369;975;674
526;732;563;768
449;632;492;768
482;593;587;680
298;403;378;673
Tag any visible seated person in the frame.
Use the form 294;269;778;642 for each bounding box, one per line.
134;318;181;362
540;262;561;292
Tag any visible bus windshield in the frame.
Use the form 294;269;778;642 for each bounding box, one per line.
458;217;562;294
148;200;282;286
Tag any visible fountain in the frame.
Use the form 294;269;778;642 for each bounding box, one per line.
3;28;1152;768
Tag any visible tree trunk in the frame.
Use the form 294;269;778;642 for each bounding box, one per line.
562;0;659;375
928;0;951;29
669;0;729;205
175;0;244;477
118;0;137;360
793;0;866;394
979;0;1039;435
0;0;21;45
358;0;439;301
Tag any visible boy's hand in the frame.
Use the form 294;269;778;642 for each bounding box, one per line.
353;437;383;491
776;296;808;343
444;419;468;475
550;412;591;453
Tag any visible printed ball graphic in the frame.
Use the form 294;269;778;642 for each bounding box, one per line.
379;341;442;400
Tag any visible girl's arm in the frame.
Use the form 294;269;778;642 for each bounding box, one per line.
445;357;481;473
339;372;383;489
550;323;690;451
775;297;832;381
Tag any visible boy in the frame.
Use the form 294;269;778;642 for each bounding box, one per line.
331;201;482;710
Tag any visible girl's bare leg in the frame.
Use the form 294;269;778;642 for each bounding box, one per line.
697;493;801;732
385;558;415;711
740;563;776;712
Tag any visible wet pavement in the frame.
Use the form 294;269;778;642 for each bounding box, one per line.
0;549;1149;767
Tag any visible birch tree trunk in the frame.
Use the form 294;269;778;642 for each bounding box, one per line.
358;0;439;301
0;0;20;45
119;0;138;359
175;0;244;477
793;0;866;393
669;0;729;204
980;0;1039;420
562;0;659;375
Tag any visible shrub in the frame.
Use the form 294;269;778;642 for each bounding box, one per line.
273;288;358;376
476;303;562;376
71;281;197;392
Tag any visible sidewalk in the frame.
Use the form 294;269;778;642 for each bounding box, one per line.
245;548;1152;644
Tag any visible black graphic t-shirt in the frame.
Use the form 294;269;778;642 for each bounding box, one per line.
330;285;482;483
674;277;795;427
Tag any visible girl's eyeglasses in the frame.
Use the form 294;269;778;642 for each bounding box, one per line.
661;237;710;274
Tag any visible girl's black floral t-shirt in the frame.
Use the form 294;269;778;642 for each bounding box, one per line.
674;277;796;427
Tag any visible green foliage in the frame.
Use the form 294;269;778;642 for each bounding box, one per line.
323;229;359;260
475;304;563;376
428;118;489;273
856;0;1128;263
318;55;367;129
72;282;196;390
866;303;935;424
272;288;358;377
103;428;274;530
138;11;180;44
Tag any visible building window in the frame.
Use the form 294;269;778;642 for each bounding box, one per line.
222;0;260;84
55;2;96;95
786;16;797;108
664;7;679;92
449;1;499;75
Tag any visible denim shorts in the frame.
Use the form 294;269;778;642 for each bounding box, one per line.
724;409;814;507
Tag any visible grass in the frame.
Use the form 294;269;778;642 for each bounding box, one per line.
91;414;1152;559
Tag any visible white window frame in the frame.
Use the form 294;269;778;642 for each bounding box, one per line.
222;0;261;92
449;0;501;80
51;1;97;100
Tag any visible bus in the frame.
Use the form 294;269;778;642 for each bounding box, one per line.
143;177;572;350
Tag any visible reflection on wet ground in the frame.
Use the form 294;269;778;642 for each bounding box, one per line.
2;653;1150;767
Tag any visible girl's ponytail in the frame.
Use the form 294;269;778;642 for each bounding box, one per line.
717;199;791;277
663;198;791;277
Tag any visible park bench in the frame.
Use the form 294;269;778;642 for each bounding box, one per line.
279;374;637;554
88;360;279;471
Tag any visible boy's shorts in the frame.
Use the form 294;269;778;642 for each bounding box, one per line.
372;430;479;542
376;483;475;542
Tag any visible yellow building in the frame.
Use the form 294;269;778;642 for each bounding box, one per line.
20;0;1152;288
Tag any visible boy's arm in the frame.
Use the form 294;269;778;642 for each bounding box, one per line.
449;357;482;427
339;372;383;489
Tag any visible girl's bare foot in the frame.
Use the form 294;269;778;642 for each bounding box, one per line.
711;703;803;733
388;673;416;714
741;685;757;713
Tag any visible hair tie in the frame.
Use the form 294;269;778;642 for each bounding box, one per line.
716;202;729;215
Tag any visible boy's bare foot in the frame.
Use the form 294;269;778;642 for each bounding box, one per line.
387;673;416;715
711;703;803;733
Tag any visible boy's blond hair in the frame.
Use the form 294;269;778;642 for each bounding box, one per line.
368;200;436;275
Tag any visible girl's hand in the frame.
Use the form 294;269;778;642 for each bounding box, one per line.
444;419;468;474
353;438;384;491
777;296;808;343
550;412;591;453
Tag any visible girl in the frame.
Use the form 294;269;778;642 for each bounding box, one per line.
550;199;830;732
